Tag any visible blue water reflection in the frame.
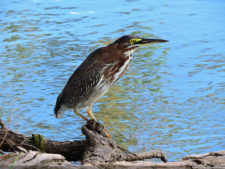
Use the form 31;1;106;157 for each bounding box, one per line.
0;0;225;161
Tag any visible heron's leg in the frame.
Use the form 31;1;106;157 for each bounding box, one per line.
87;105;112;139
87;105;97;120
73;107;88;121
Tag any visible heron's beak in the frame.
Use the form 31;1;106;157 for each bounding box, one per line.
135;38;168;45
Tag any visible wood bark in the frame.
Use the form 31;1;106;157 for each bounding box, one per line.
0;121;86;162
1;118;225;169
0;119;166;163
1;150;225;169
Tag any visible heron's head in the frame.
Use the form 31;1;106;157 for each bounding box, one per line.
111;35;168;53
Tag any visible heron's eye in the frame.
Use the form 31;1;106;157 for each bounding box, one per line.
130;39;141;44
130;39;134;44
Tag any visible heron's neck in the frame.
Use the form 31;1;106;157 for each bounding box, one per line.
122;46;138;58
123;49;135;58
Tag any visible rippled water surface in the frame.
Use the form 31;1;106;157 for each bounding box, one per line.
1;0;225;161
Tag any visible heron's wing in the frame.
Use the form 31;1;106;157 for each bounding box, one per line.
66;67;102;99
58;54;105;107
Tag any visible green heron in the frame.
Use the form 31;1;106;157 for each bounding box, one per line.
54;35;168;136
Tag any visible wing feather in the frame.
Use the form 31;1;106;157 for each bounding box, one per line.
55;49;105;109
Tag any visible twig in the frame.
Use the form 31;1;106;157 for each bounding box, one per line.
0;149;5;155
117;145;138;159
19;137;39;151
0;118;9;149
22;143;39;151
0;152;16;160
0;118;6;129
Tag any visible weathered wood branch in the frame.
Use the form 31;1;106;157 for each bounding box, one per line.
0;118;166;163
102;150;225;169
81;120;167;163
1;118;225;168
0;120;86;161
0;147;71;168
1;149;225;169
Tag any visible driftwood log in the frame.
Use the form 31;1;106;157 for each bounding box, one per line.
0;118;166;163
1;118;225;168
1;149;225;169
0;118;86;162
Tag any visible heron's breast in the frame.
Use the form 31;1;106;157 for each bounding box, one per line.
106;54;132;83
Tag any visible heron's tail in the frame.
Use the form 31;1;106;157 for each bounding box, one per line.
54;93;65;118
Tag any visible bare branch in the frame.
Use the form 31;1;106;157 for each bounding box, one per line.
0;118;6;129
127;150;168;162
0;119;9;150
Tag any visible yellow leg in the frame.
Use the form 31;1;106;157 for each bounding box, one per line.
87;105;112;139
87;105;96;120
73;108;88;121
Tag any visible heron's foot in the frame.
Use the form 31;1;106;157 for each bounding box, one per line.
86;107;111;139
85;119;112;139
82;119;167;163
104;128;112;139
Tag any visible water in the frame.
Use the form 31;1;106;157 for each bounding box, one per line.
0;0;225;161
